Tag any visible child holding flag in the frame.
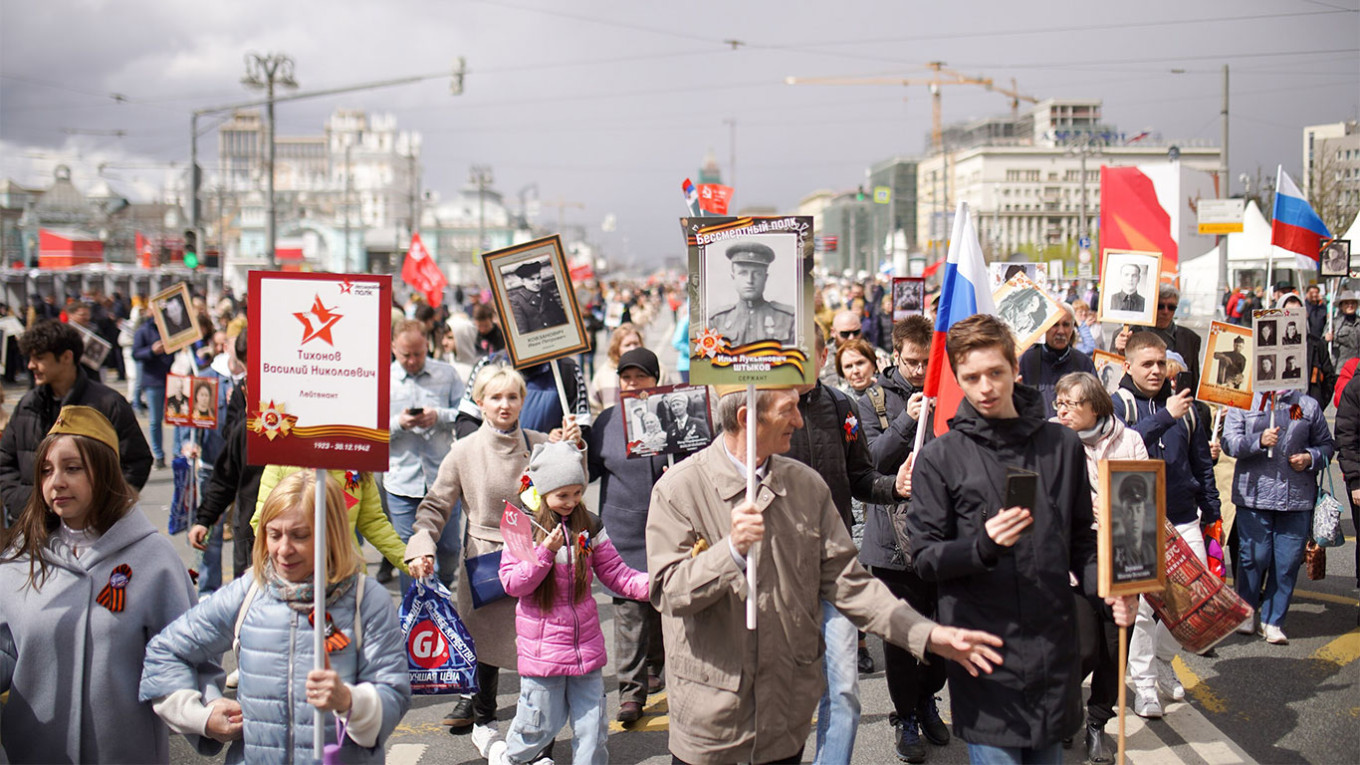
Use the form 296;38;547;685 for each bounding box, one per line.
489;441;649;765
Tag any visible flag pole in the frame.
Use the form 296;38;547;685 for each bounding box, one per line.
912;396;932;456
313;468;327;759
550;359;573;427
745;384;758;630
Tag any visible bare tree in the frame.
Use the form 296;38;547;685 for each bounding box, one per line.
1308;147;1360;238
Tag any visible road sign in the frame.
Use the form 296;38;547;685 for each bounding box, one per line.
1079;236;1092;250
1197;199;1246;235
873;186;892;204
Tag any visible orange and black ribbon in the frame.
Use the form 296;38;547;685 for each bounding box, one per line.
96;564;132;613
308;610;351;654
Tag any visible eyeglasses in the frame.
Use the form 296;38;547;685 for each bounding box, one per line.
837;329;862;339
1158;302;1179;311
898;358;928;372
1054;399;1087;410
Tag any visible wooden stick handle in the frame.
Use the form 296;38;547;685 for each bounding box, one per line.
1117;624;1128;765
745;384;758;631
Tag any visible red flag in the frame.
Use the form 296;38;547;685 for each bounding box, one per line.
500;501;536;563
135;231;154;268
1099;166;1178;281
401;233;447;307
697;184;733;215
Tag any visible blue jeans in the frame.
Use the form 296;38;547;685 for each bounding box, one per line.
813;600;861;764
195;463;224;594
966;742;1063;765
145;383;165;459
388;492;462;593
1235;507;1311;627
506;671;608;765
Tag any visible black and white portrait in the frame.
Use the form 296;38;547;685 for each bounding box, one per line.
161;294;192;337
75;324;111;370
150;282;203;354
1282;355;1303;380
1320;239;1351;278
1110;471;1159;582
989;262;1040;291
164;373;192;425
1093;351;1124;395
620;384;713;459
993;273;1064;351
704;237;798;347
1257;319;1277;348
1257;354;1276;382
501;256;569;335
1281;320;1303;346
892;277;925;320
1212;336;1249;390
1098;250;1161;327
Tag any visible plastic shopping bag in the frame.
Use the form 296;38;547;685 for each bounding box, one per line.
168;456;195;535
399;578;478;695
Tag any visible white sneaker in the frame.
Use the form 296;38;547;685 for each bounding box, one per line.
471;721;501;758
225;669;239;689
1263;624;1289;645
1132;687;1163;719
485;740;509;765
1235;612;1256;635
1155;659;1185;701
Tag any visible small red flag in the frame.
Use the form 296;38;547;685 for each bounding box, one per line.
401;233;447;307
697;184;734;215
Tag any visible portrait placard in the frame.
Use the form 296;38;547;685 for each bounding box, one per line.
0;315;23;369
1092;350;1125;395
1320;239;1351;279
1197;321;1254;409
248;271;392;471
482;235;590;369
1098;459;1168;597
72;323;111;371
683;216;814;385
992;272;1064;353
1097;249;1162;327
149;282;203;354
618;383;713;459
164;373;193;427
1250;307;1307;393
989;262;1043;291
891;277;925;320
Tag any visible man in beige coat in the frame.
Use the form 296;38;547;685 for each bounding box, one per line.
647;387;1004;764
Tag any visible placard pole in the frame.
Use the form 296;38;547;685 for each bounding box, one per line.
313;467;327;759
1116;625;1128;765
550;359;572;421
1327;277;1336;344
745;384;758;631
1211;406;1223;446
1267;400;1276;459
912;397;933;457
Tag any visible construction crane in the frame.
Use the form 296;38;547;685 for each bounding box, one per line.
785;62;1038;153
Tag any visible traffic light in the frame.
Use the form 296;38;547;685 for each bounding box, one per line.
856;186;866;202
183;229;198;269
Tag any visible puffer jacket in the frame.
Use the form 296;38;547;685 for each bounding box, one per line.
141;573;411;763
1221;390;1333;512
498;530;647;677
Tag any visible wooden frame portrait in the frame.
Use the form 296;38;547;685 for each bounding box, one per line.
892;277;925;320
1251;306;1307;393
683;215;814;386
993;272;1064;352
1092;350;1125;395
989;261;1042;291
619;383;713;458
1097;459;1168;597
482;234;590;369
72;323;111;371
1197;321;1254;409
149;282;202;354
1097;249;1162;327
1320;239;1351;279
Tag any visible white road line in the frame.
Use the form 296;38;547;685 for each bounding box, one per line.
388;743;428;765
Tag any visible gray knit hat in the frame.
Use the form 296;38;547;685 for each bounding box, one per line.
526;441;586;495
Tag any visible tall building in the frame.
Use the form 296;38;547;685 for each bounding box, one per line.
1302;121;1360;234
916;99;1220;261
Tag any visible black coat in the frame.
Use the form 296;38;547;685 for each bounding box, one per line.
587;405;670;574
1018;344;1097;419
859;366;922;474
785;382;897;532
1334;373;1360;493
0;367;152;524
194;385;261;578
908;385;1097;749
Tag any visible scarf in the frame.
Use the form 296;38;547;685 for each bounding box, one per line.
1076;414;1114;447
262;559;357;614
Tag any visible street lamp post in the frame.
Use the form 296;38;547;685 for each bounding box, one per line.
470;165;493;262
241;53;298;269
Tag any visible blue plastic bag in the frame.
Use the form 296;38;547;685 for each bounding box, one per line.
399;579;478;695
168;455;194;535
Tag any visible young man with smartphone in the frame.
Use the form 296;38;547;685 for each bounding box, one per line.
909;314;1136;764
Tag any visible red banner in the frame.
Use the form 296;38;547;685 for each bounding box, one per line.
697;184;734;215
1100;166;1178;282
401;233;448;307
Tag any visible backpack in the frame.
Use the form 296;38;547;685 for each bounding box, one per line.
863;384;890;430
1113;388;1197;433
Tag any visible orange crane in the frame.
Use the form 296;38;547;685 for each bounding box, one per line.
785;62;1038;153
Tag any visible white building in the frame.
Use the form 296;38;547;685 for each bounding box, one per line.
916;99;1220;260
1302;121;1360;229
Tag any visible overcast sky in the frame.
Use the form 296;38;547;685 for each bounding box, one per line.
2;0;1356;266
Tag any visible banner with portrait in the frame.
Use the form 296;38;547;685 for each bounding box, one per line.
682;216;814;385
165;373;220;429
619;383;713;458
993;272;1065;353
1250;307;1307;394
891;277;925;320
1092;350;1125;395
1197;321;1254;409
1097;459;1168;597
482;234;591;369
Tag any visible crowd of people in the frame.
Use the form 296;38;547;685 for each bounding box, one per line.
0;267;1354;765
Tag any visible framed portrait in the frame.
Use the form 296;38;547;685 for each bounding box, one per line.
1196;321;1254;409
1092;350;1125;395
603;301;626;329
683;216;814;386
0;315;24;369
1250;307;1307;393
1097;249;1162;327
72;323;111;371
482;234;590;369
188;377;220;430
1097;460;1168;597
150;282;202;354
619;383;713;459
892;277;925;320
1320;239;1351;279
989;262;1040;291
164;373;193;427
992;272;1065;352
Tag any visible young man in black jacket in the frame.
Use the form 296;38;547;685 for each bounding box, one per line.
909;314;1136;764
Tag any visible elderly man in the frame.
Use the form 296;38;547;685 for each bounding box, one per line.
1018;303;1097;418
709;242;796;346
1113;284;1203;390
647;386;1003;765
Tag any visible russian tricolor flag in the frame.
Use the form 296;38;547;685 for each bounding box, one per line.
923;202;996;436
1272;166;1332;270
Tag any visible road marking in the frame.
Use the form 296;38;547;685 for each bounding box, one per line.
1120;668;1254;764
1292;588;1360;608
388;744;427;765
1311;626;1360;667
390;721;448;738
609;690;670;733
1173;655;1228;715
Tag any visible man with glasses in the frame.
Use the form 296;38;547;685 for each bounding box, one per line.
820;310;888;386
1018;303;1097;419
1113;284;1202;391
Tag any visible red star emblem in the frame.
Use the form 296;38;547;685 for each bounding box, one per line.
294;294;343;346
338;279;353;294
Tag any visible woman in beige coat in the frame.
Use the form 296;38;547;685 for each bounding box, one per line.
405;364;581;758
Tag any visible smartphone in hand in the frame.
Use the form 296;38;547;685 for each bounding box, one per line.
1004;468;1039;533
407;407;425;416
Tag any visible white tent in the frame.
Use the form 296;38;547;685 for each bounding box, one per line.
1179;200;1311;318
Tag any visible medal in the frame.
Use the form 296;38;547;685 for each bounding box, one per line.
96;564;132;613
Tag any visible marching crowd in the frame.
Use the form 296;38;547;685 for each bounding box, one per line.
0;271;1356;765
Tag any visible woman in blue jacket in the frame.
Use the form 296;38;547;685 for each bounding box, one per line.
1222;390;1333;644
142;471;411;762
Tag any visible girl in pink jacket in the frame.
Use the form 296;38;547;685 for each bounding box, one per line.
491;441;648;765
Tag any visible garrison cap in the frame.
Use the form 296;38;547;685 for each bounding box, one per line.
725;242;775;267
48;405;120;457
